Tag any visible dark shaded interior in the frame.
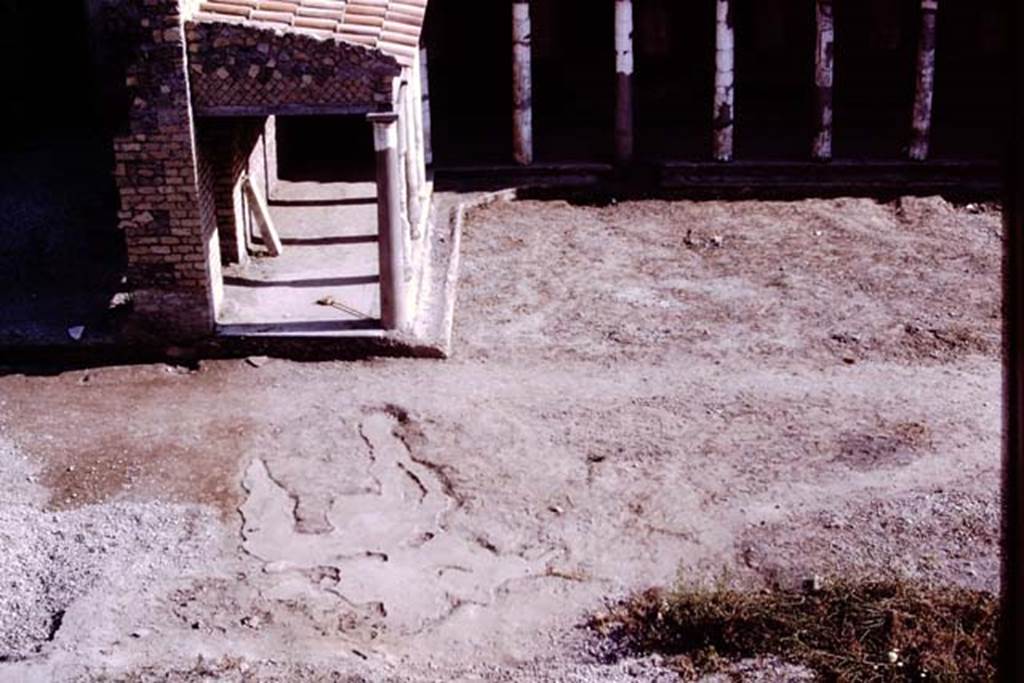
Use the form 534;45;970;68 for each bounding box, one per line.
832;0;919;159
422;0;512;165
732;0;816;160
0;1;101;138
0;0;123;338
930;1;1007;160
635;0;716;160
531;0;616;162
276;115;377;183
422;0;615;164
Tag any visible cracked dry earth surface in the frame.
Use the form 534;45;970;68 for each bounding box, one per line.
0;196;1002;681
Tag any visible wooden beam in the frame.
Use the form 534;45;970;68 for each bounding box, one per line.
813;0;835;161
512;0;534;165
242;175;282;257
713;0;735;162
614;0;635;164
194;104;373;118
909;0;939;161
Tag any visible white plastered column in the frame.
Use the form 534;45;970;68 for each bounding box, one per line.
614;0;635;163
513;0;534;165
713;0;735;162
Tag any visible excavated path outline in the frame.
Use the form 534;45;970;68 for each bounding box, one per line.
240;408;556;635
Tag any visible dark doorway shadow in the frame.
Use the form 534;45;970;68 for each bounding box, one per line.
223;275;380;289
276;114;377;183
269;197;376;208
279;235;378;247
0;0;124;342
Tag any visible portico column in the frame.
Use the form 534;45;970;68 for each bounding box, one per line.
614;0;635;163
396;84;411;230
411;51;427;189
713;0;735;162
512;0;534;165
909;0;939;161
420;46;433;165
813;0;835;161
401;83;422;236
368;112;409;331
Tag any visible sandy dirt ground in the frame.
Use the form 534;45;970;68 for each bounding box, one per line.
0;195;1002;681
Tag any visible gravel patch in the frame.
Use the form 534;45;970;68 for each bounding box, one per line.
0;502;219;661
0;431;221;663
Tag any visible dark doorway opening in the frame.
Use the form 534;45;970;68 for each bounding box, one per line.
0;1;101;138
0;0;123;341
276;115;377;183
209;114;383;332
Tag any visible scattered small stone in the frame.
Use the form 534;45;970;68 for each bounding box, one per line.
803;574;824;594
830;332;860;345
240;615;262;630
245;356;271;368
108;292;132;310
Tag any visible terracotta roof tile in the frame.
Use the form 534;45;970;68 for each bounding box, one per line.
192;0;427;67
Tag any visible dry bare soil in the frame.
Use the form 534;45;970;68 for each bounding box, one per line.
0;196;1002;681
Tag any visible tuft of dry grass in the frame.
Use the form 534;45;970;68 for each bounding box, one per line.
592;578;998;681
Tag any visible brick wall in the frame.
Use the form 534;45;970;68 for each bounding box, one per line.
195;116;274;266
185;20;399;114
104;2;403;341
194;132;223;315
110;0;219;339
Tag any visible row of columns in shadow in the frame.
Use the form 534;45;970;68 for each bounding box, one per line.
507;0;941;166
